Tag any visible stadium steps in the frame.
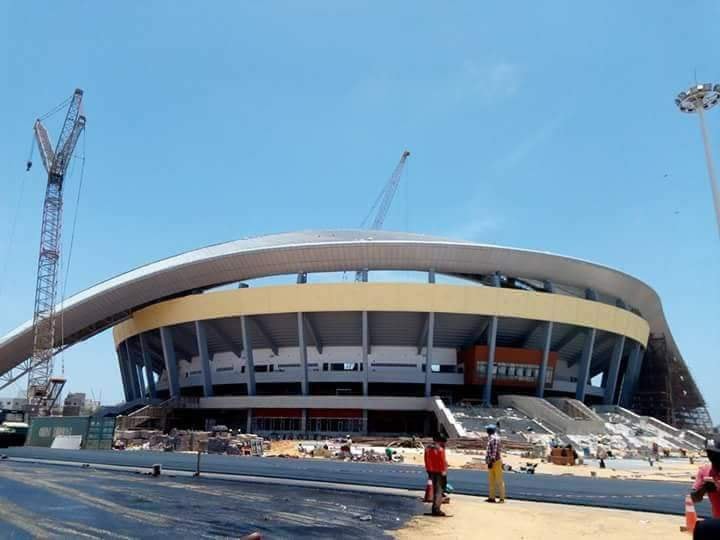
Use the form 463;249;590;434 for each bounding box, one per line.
498;395;606;435
594;405;705;450
546;397;605;423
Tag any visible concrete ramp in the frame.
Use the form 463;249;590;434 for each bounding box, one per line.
431;397;467;438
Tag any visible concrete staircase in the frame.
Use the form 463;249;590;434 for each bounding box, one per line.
594;405;705;450
498;395;606;435
116;398;175;432
547;398;605;423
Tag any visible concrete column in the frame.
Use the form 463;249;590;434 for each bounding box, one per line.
362;409;368;435
536;321;554;398
139;333;157;399
297;312;309;395
160;327;181;399
195;321;214;398
246;409;253;434
428;269;436;284
603;335;626;405
135;363;146;398
619;342;643;408
125;341;141;400
361;311;369;396
240;316;257;396
301;408;308;433
117;350;132;402
424;312;435;397
482;272;501;405
575;328;597;402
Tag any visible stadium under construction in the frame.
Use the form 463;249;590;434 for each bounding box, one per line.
0;230;713;436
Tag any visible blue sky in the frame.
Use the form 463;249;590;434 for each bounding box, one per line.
1;2;718;420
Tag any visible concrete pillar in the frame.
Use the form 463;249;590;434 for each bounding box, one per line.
160;327;180;399
195;321;214;398
139;333;157;399
297;312;309;395
575;328;597;402
428;269;436;284
301;408;308;433
619;342;644;408
361;311;369;396
125;341;141;400
362;409;368;435
240;316;257;396
536;321;554;398
135;363;146;398
424;312;435;397
482;272;501;405
603;335;626;405
246;409;253;434
117;349;132;402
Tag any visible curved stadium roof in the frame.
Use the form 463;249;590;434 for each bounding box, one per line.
0;230;683;379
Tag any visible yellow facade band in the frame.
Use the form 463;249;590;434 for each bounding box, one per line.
112;283;650;347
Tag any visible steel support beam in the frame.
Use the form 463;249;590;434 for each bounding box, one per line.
160;326;180;398
575;328;597;402
125;341;141;400
139;333;157;398
361;311;369;396
417;315;429;355
465;319;490;347
619;342;643;408
194;321;214;398
250;317;279;355
535;321;554;398
297;312;309;395
207;322;243;359
303;313;323;354
424;311;435;398
553;327;583;352
604;336;627;405
482;273;501;405
240;316;256;396
117;349;132;402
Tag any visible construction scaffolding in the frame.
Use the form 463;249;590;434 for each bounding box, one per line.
632;335;713;435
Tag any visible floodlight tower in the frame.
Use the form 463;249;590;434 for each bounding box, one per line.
675;83;720;237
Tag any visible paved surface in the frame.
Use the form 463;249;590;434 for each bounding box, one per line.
0;460;421;539
1;447;712;517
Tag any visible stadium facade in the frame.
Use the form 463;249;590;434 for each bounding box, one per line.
0;230;712;434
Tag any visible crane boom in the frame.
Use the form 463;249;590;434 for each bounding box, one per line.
355;150;410;281
25;88;85;416
370;150;410;230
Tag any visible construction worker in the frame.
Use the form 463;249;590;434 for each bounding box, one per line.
690;439;720;518
485;424;506;503
424;432;449;517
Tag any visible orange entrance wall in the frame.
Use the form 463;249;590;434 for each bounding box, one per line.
459;345;558;387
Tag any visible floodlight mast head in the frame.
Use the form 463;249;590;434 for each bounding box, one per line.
675;83;720;113
675;82;720;238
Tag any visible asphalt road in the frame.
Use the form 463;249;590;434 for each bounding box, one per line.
2;446;712;517
0;460;421;539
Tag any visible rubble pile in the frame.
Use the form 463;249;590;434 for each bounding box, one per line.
114;426;266;456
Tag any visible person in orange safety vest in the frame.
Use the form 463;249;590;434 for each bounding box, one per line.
424;432;449;516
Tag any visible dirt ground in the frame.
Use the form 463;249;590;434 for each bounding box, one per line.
264;442;704;484
396;447;703;483
392;494;687;540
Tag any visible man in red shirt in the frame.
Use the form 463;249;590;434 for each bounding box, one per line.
424;432;449;517
691;439;720;519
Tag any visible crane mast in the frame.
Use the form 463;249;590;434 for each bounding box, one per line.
26;89;86;416
356;150;410;281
